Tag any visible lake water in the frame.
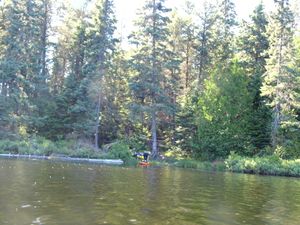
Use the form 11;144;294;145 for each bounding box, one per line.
0;159;300;225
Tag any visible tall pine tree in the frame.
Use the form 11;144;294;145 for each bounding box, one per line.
261;0;300;148
129;0;173;157
85;0;117;149
238;3;271;150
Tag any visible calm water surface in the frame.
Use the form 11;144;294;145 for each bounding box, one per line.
0;159;300;225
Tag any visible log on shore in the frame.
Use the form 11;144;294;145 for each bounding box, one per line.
0;154;123;165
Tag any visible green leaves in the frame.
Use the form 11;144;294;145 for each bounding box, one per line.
261;0;299;147
193;63;254;160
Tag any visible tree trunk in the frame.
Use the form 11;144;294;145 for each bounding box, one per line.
185;41;190;89
41;0;49;82
151;110;158;158
1;82;7;97
271;104;280;147
271;2;284;148
95;94;101;150
150;0;158;158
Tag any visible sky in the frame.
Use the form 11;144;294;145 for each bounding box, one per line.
70;0;300;44
72;0;275;36
113;0;275;28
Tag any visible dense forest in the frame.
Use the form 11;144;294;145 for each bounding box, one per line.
0;0;299;161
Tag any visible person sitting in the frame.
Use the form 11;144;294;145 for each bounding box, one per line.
133;152;144;160
143;151;150;162
133;151;150;162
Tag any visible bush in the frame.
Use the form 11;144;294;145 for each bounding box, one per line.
0;140;19;153
225;152;300;177
164;146;187;161
108;142;132;162
124;136;149;152
275;143;300;159
0;137;103;158
174;159;226;171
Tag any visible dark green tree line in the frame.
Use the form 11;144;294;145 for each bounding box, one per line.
0;0;299;160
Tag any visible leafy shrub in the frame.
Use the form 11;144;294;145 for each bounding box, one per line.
164;146;187;161
175;159;227;171
275;143;300;159
124;136;149;152
108;142;132;162
225;152;300;177
124;157;139;166
0;140;19;153
175;159;200;169
0;137;102;158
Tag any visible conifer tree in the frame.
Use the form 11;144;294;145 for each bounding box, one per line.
213;0;237;65
195;1;217;89
0;0;26;135
238;3;271;149
85;0;117;149
129;0;172;157
261;0;300;147
44;4;94;140
0;0;52;136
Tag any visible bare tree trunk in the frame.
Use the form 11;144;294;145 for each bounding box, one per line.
271;104;280;147
185;41;190;89
41;0;49;80
151;0;158;158
171;104;176;145
1;82;7;97
271;3;284;148
95;94;101;150
151;110;158;158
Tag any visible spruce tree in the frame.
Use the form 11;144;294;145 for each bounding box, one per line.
261;0;300;147
238;3;271;150
129;0;172;157
195;0;217;89
85;0;117;149
213;0;237;65
0;1;25;136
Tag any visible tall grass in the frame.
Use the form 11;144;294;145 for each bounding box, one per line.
225;152;300;177
174;159;226;172
0;138;103;159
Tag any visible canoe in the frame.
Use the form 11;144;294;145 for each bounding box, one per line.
139;161;150;166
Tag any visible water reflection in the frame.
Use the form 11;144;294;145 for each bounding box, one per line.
0;159;300;225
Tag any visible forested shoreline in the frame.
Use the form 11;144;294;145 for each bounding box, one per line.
0;0;299;164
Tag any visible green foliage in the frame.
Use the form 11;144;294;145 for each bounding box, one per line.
124;136;149;152
0;137;102;158
175;159;211;169
0;0;299;168
225;152;300;177
174;159;226;172
238;3;271;149
193;62;254;160
212;0;237;64
123;158;139;167
0;137;56;156
274;142;300;159
261;0;299;147
129;0;176;157
164;146;187;160
0;140;19;154
107;142;132;162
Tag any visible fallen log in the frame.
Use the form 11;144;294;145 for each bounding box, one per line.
0;154;123;165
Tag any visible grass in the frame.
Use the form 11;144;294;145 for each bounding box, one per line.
225;152;300;177
161;152;300;177
2;138;300;177
0;138;140;165
0;138;108;159
172;159;226;172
